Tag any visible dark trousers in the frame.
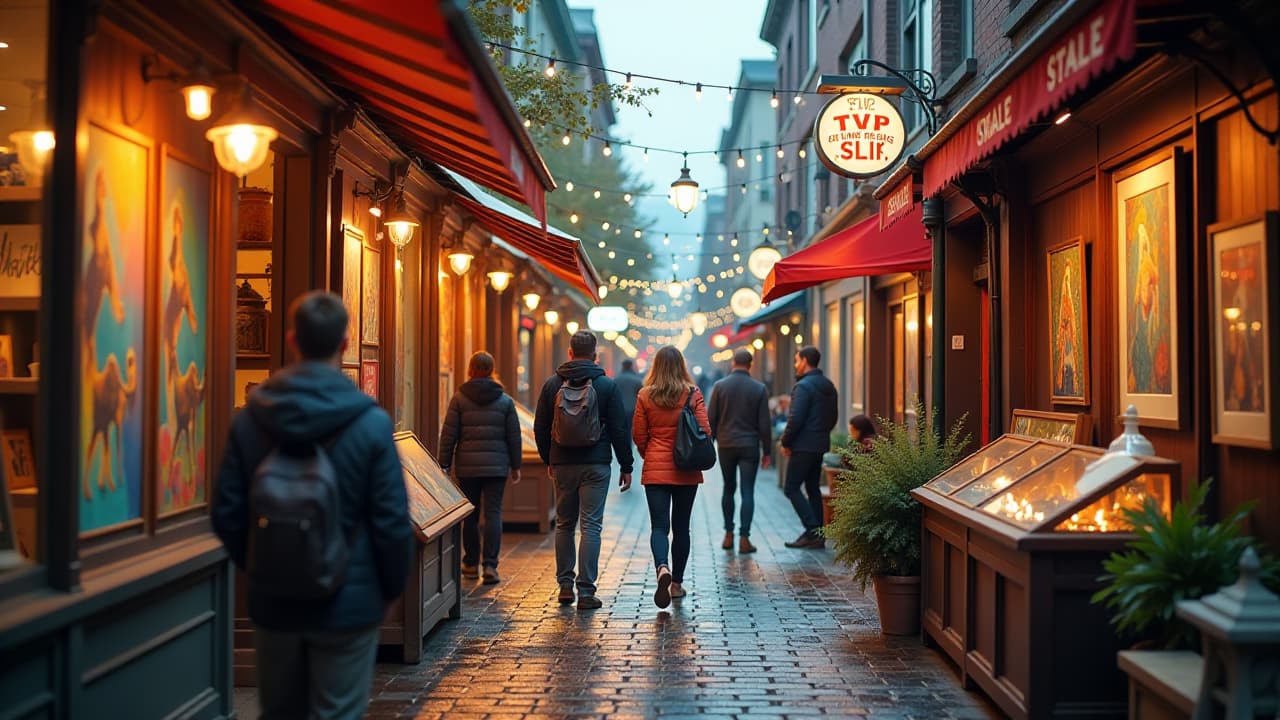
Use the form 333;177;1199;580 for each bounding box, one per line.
645;484;698;583
717;446;759;537
784;451;825;532
254;625;379;720
458;476;507;569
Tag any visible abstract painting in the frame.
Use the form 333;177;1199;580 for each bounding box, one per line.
1047;238;1089;404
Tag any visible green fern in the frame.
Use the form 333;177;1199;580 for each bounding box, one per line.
1092;479;1280;649
823;400;969;591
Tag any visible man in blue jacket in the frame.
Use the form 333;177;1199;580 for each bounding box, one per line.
534;330;634;610
212;291;410;719
780;345;839;549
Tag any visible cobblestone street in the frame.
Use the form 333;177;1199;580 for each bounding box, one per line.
254;465;998;720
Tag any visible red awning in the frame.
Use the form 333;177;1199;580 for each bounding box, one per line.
253;0;553;219
762;207;930;303
922;0;1136;196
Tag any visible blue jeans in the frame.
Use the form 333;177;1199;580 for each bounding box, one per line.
784;450;825;532
458;476;506;569
645;484;698;583
254;625;379;720
554;464;611;597
718;446;759;537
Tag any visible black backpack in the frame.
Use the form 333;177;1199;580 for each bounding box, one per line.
246;416;363;599
674;389;716;471
552;378;603;447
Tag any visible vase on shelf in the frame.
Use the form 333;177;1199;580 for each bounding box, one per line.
238;186;273;246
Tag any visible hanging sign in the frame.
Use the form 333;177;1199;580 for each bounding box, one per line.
587;305;629;332
813;93;906;179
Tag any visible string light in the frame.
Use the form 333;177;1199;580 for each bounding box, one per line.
545;58;556;77
623;192;632;203
561;133;571;145
602;141;613;157
569;213;579;223
593;189;602;199
624;72;633;90
736;150;745;168
777;145;785;159
565;181;574;192
793;93;803;105
695;82;702;101
770;89;779;108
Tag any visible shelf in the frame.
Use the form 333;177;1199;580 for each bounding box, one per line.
0;186;41;203
0;378;38;395
0;297;39;312
236;354;272;371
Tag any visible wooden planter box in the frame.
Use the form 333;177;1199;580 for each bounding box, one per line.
912;434;1181;720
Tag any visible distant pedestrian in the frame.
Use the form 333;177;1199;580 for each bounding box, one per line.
632;345;710;609
438;351;522;585
780;345;839;549
212;291;410;720
534;330;634;610
614;358;644;429
707;349;771;554
849;414;878;453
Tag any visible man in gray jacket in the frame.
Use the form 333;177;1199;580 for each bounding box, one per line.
439;351;522;584
708;349;772;554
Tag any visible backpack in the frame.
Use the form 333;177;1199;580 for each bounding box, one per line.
552;378;603;448
246;418;361;599
674;389;716;471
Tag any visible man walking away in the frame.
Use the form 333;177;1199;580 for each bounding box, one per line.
212;291;410;720
534;330;634;610
438;351;522;585
780;345;838;549
707;349;771;554
614;359;644;427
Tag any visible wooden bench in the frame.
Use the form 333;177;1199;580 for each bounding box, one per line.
1117;650;1200;720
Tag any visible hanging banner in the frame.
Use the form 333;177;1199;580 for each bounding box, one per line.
813;92;907;179
923;0;1137;196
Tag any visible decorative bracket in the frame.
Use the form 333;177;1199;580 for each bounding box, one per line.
1168;38;1279;145
850;59;940;134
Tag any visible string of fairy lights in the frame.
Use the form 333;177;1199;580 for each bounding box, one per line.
554;160;817;200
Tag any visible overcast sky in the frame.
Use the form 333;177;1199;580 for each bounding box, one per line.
583;0;774;254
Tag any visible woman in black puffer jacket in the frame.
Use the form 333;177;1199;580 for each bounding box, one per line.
438;351;522;584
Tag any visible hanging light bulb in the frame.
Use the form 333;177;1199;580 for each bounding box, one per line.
624;72;633;90
523;292;541;311
565;181;574;192
545;58;557;77
598;285;608;300
601;221;610;231
487;270;514;292
205;84;278;178
523;118;533;128
669;152;699;216
747;239;782;280
726;88;734;101
777;145;785;159
593;189;602;199
756;152;764;163
561;133;571;146
624;192;633;203
798;145;807;159
695;83;703;101
544;309;560;326
180;64;216;121
663;233;670;245
667;279;684;299
736;150;745;168
569;212;579;224
383;191;419;249
643;148;650;162
740;184;747;195
633;229;642;239
566;320;580;335
770;89;779;108
793;93;803;105
447;249;474;275
602;141;613;157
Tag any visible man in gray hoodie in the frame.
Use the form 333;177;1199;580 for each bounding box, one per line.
534;331;634;610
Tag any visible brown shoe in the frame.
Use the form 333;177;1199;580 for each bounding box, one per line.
461;563;479;579
739;537;757;554
722;532;734;550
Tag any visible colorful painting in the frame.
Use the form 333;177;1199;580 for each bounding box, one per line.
156;150;209;515
2;429;36;490
1116;155;1180;427
341;226;362;364
80;124;148;533
361;245;380;346
1211;213;1276;449
1047;238;1089;404
361;359;379;400
0;224;41;297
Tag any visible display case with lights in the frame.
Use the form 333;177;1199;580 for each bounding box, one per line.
911;415;1181;720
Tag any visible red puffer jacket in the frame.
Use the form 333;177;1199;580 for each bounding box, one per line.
632;386;710;486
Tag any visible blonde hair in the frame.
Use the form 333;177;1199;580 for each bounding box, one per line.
643;345;694;409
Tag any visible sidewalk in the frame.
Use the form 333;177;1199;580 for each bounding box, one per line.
235;465;1000;719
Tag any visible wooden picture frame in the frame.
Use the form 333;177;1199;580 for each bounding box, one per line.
1209;212;1278;449
394;431;471;542
361;244;380;346
1009;408;1093;445
1046;237;1089;405
1;429;37;490
1115;151;1181;428
0;224;41;298
341;225;362;365
341;367;359;386
361;359;379;400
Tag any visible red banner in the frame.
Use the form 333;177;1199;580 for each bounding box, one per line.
880;175;917;231
923;0;1136;197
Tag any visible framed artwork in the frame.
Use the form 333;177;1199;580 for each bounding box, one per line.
341;367;359;386
341;225;362;364
1010;409;1093;445
0;334;11;378
361;245;380;346
394;431;472;542
1115;152;1180;428
1;429;36;490
156;148;210;516
0;224;41;297
1047;238;1089;405
361;359;379;400
1210;213;1278;449
80;122;149;534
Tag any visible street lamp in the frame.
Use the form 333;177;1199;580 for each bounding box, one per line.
487;270;513;292
669;152;699;216
523;292;541;311
447;250;474;275
566;320;580;335
383;191;418;249
544;310;560;326
205;84;277;178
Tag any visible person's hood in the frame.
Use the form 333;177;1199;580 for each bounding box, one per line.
248;361;377;445
556;359;605;386
460;377;505;405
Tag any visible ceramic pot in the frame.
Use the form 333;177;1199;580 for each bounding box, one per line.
238;186;273;245
872;574;922;636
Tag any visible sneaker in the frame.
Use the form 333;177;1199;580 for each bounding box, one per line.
739;537;757;554
558;584;575;604
654;565;672;609
461;563;480;579
482;567;500;585
670;582;686;599
577;595;603;610
722;532;734;550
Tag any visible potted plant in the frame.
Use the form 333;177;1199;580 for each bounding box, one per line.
824;401;968;635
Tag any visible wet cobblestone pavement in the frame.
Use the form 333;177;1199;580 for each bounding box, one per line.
237;466;1000;719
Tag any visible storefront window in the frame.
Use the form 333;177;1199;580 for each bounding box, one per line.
394;237;420;432
905;295;920;430
892;304;905;423
850;297;865;415
825;302;841;422
437;262;455;424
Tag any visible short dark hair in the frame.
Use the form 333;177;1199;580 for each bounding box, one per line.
621;359;635;372
289;291;347;360
468;351;495;378
570;330;598;359
850;414;877;438
797;345;821;368
733;349;753;367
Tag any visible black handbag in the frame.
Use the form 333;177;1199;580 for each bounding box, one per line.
674;388;716;471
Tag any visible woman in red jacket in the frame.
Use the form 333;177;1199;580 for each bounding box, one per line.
632;345;711;609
